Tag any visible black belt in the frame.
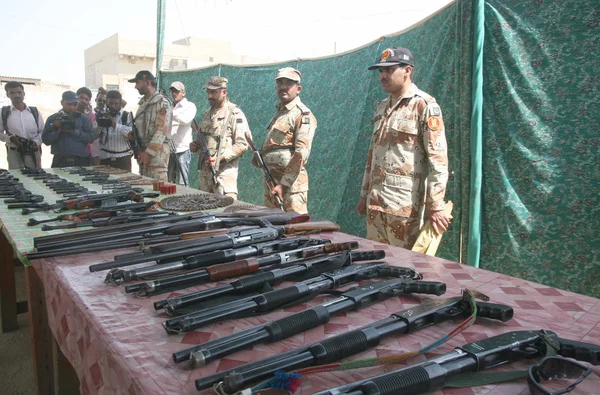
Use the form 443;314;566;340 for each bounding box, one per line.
101;148;132;154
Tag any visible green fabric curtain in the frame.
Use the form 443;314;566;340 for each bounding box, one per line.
481;0;600;297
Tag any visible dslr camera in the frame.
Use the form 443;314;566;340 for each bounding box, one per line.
96;110;113;128
56;113;76;133
17;137;36;155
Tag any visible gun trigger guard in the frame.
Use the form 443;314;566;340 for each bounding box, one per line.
105;269;124;286
162;322;181;335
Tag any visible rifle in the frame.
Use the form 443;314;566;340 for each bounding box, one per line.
173;274;446;364
164;261;436;334
196;293;514;392
40;211;174;231
153;245;376;312
87;220;339;273
245;131;284;211
191;119;219;191
105;237;331;288
28;211;309;259
17;190;159;215
315;330;600;395
132;240;359;298
27;201;158;226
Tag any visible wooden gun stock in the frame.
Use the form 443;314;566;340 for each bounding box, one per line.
281;220;340;234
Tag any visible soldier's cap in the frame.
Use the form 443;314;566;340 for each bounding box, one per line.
275;67;301;83
61;91;79;103
368;47;414;70
204;76;228;90
169;81;186;92
128;70;156;83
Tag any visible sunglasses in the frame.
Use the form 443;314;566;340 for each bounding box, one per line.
528;356;592;395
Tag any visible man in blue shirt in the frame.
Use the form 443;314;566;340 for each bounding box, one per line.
43;91;95;168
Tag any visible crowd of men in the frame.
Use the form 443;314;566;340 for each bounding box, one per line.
0;47;451;250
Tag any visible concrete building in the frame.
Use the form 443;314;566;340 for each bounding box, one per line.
84;33;271;92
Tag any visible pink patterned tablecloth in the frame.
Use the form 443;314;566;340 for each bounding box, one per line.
30;232;600;395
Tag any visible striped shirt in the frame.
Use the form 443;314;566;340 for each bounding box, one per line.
98;110;133;159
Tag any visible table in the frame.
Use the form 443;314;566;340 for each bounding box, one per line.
2;168;600;395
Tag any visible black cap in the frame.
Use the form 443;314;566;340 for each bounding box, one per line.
128;70;156;83
368;47;414;70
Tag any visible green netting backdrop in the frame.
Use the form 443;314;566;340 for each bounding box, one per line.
481;0;600;297
161;1;473;263
160;0;599;297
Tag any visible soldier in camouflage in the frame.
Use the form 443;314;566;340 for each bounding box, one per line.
254;67;317;214
190;76;251;200
356;47;451;249
129;70;172;181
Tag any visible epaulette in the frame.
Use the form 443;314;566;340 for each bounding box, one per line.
414;88;437;104
296;101;311;115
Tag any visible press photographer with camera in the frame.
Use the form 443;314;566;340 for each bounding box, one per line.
42;91;95;168
0;81;44;169
97;90;134;171
77;87;102;165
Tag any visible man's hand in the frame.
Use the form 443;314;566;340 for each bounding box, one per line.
272;184;286;202
355;196;367;216
138;151;151;167
9;135;23;148
127;132;135;141
190;141;199;153
429;211;452;235
112;120;116;129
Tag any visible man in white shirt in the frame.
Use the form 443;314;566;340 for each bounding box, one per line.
0;81;44;169
97;90;134;171
168;81;197;186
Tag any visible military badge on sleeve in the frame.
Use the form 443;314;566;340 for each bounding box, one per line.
427;116;441;131
301;116;310;124
430;105;441;116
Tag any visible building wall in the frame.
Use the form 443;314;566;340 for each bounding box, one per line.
84;33;273;92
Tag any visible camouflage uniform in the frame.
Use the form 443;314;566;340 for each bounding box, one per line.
197;100;250;200
134;91;172;181
261;94;317;215
360;83;448;248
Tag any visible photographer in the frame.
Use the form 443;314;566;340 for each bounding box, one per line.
42;91;95;168
77;87;101;165
0;81;44;169
97;90;133;171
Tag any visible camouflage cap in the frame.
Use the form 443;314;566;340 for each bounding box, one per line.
275;67;301;83
205;76;228;90
368;47;414;70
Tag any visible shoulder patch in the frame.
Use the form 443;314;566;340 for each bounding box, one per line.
161;101;170;110
301;116;311;124
429;104;441;116
427;116;442;131
236;118;243;123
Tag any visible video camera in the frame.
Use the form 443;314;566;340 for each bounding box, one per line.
55;113;76;133
96;110;112;128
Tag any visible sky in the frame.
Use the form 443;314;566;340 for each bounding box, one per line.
0;0;453;86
